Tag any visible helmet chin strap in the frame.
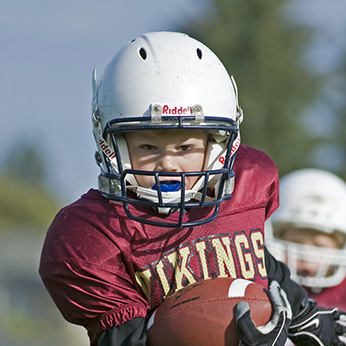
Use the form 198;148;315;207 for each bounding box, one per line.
129;185;204;202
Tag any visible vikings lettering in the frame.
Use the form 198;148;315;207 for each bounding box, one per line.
162;105;192;115
135;229;267;306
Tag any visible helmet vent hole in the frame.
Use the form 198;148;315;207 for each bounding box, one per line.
196;48;202;59
139;48;147;60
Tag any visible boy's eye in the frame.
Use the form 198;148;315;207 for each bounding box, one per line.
179;145;192;152
139;144;157;151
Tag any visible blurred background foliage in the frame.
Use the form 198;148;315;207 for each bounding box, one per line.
1;0;345;345
0;141;60;234
179;0;345;179
0;140;88;345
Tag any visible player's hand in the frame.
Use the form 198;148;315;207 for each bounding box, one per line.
235;280;292;346
288;298;346;346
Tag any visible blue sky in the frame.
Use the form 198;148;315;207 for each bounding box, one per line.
1;0;345;203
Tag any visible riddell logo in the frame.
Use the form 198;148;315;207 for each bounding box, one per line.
162;105;193;115
98;136;116;160
231;136;240;156
218;136;240;165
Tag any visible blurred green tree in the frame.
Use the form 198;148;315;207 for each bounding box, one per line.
179;0;323;177
0;140;60;233
316;49;346;180
3;140;47;186
0;175;60;233
336;55;346;179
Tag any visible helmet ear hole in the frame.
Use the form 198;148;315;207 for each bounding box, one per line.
139;47;147;60
196;48;202;59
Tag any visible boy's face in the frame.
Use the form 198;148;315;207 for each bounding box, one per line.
281;227;340;278
124;129;209;190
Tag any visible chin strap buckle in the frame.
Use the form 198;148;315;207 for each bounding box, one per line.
98;175;122;197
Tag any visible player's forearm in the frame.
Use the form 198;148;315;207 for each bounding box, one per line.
265;246;307;316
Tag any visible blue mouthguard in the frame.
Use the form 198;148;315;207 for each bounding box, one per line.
152;181;181;192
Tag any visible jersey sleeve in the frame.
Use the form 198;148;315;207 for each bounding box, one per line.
234;145;280;220
39;203;149;345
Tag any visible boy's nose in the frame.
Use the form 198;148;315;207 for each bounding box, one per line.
296;259;319;278
157;154;178;171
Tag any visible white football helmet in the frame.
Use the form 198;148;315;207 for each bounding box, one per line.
266;168;346;290
91;31;243;227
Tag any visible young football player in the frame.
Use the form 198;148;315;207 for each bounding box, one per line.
39;32;346;346
267;168;346;311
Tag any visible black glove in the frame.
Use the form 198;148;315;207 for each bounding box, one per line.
288;298;346;346
235;281;292;346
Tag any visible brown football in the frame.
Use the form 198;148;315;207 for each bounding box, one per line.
147;277;273;346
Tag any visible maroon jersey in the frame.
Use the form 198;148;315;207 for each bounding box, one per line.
309;277;346;311
39;144;279;344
